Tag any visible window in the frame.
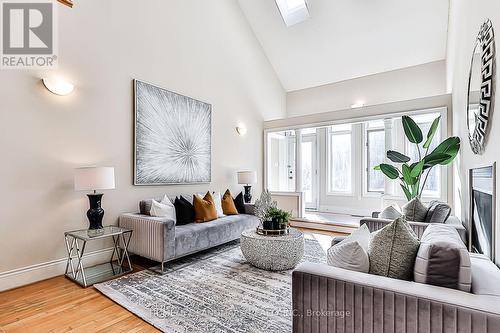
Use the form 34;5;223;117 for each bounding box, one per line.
275;0;310;27
405;113;441;197
366;123;385;193
328;124;352;193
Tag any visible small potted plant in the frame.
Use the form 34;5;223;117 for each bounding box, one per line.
268;207;291;230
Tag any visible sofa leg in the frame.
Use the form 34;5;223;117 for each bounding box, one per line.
161;261;165;274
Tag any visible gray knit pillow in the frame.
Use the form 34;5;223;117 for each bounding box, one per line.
368;217;420;280
402;197;428;222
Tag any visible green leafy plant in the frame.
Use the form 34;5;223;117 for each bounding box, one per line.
374;115;460;201
268;207;292;225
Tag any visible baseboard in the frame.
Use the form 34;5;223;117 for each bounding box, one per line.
0;247;114;292
318;205;373;217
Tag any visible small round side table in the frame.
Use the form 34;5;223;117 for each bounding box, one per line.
240;228;304;271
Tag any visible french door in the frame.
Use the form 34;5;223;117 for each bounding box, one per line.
301;134;318;210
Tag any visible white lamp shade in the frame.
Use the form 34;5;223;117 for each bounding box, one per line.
237;171;257;184
74;167;115;191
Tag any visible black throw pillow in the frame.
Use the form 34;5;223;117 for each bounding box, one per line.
234;192;246;214
174;196;195;225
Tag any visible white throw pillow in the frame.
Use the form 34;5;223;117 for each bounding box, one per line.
339;224;371;250
150;195;176;222
379;204;403;220
327;241;370;273
327;224;371;273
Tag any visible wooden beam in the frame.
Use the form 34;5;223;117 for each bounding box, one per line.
57;0;73;8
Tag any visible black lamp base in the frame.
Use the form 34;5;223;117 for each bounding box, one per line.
243;185;252;203
87;193;104;230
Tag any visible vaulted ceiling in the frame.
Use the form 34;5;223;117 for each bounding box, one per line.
238;0;449;92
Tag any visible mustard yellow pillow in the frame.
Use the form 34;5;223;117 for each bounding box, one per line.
193;192;218;222
222;189;239;215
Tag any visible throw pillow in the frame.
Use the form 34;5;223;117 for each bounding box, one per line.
327;224;371;273
379;204;403;220
174;195;195;225
193;192;218;223
234;192;246;214
368;217;420;280
198;192;225;218
414;224;471;292
150;195;177;223
402;197;428;222
327;242;369;273
212;192;226;218
425;200;451;223
222;190;239;215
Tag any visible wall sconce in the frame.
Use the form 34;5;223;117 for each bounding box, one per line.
42;77;74;96
350;101;365;109
236;125;247;136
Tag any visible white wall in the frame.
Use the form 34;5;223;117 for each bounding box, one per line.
447;0;500;264
0;0;285;290
287;60;447;117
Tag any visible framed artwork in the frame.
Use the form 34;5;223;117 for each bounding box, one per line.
134;79;211;185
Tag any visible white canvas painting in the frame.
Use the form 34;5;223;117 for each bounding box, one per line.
134;80;211;185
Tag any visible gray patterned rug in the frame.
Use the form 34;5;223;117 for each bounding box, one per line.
94;235;327;333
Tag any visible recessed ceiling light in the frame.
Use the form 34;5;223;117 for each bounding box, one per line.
350;101;365;109
275;0;310;27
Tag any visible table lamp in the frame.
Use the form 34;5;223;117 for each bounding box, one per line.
237;171;257;203
74;167;115;235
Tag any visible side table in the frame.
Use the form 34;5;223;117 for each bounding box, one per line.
64;226;133;287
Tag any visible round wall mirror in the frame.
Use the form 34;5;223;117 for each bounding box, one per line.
467;19;496;155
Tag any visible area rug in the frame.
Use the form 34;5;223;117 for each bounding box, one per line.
94;235;327;333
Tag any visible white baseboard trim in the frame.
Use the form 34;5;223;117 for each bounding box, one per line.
0;247;114;292
318;205;373;217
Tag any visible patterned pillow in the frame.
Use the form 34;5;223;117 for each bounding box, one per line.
402;197;428;222
368;217;420;280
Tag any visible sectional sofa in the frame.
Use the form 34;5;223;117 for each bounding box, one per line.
292;220;500;333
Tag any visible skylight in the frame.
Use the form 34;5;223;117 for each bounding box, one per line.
275;0;310;27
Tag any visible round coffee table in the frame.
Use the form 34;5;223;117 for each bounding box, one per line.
240;228;304;271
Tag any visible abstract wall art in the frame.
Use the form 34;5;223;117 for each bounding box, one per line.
134;80;211;185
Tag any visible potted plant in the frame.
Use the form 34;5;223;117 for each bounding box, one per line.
374;115;460;200
268;207;292;230
254;190;277;230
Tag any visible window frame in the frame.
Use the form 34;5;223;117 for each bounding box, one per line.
364;124;386;196
327;125;354;196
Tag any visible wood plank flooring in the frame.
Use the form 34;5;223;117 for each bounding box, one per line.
0;228;338;333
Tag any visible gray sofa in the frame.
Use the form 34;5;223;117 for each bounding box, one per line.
292;220;500;333
363;215;467;243
119;199;259;272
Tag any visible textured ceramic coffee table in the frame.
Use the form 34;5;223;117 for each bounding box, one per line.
240;228;304;271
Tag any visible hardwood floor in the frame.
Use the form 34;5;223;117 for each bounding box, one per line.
0;228;338;333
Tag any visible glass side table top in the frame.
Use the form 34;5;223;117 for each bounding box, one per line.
64;226;131;241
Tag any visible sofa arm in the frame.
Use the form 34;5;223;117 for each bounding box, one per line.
292;262;500;333
119;213;175;262
445;216;468;244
